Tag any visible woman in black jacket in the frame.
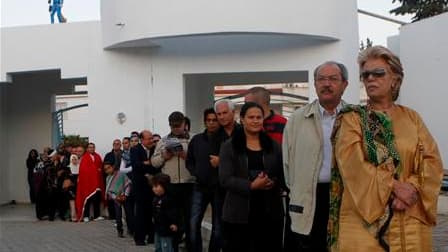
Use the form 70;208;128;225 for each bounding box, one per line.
26;149;39;203
219;102;285;252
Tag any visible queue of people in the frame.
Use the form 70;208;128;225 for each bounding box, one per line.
25;46;444;252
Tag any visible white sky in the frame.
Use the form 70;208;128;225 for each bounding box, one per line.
1;0;412;46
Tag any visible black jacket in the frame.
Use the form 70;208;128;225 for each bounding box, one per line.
104;150;122;170
152;193;177;236
131;144;157;197
186;130;218;187
219;129;285;224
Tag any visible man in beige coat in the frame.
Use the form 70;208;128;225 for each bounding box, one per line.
282;61;348;251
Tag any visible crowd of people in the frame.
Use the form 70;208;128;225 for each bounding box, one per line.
25;46;444;252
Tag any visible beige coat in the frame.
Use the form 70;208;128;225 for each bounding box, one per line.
283;99;344;234
151;136;195;184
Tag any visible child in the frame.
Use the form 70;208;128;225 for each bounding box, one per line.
104;160;131;237
151;173;178;252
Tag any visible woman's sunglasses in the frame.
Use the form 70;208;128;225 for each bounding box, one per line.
360;68;386;80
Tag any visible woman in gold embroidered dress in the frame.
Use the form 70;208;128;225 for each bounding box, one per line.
328;46;444;251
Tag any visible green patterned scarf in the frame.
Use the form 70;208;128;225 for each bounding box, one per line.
327;105;401;250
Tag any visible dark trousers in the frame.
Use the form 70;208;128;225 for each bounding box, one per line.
134;191;154;244
169;183;193;252
223;217;282;252
28;170;36;203
107;199;116;220
124;195;135;234
84;191;101;218
189;184;224;252
113;201;124;232
298;183;330;252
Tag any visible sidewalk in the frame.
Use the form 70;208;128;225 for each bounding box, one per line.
0;204;153;252
1;203;447;251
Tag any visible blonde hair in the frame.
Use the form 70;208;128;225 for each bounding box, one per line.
358;46;404;101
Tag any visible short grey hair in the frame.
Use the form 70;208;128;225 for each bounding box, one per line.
214;99;235;112
313;61;349;82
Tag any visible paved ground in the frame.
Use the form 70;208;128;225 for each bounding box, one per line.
0;203;447;251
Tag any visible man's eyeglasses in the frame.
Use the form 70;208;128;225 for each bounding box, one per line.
360;68;386;80
316;75;342;84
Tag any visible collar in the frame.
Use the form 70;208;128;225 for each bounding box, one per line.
318;102;343;117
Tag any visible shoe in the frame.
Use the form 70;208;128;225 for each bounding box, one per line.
83;217;90;223
135;241;146;246
94;216;105;221
118;230;124;238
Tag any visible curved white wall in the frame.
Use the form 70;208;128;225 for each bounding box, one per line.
397;13;448;167
101;0;358;48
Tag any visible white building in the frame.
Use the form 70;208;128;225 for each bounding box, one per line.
2;0;362;204
388;12;448;169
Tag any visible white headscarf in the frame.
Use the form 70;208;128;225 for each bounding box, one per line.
69;154;80;175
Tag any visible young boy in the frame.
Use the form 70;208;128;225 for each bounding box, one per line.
104;160;131;237
151;173;178;252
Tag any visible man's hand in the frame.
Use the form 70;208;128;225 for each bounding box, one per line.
170;224;178;232
178;150;187;160
143;160;151;166
209;155;219;168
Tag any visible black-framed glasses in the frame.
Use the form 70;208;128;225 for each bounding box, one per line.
360;68;386;80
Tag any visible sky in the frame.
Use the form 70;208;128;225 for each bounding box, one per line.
0;0;412;46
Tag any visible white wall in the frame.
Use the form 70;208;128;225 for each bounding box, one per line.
3;72;73;203
101;0;357;48
397;13;448;167
1;21;98;81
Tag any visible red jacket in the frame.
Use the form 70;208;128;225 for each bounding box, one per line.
75;152;104;220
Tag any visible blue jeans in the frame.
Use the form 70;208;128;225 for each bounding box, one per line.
189;184;224;252
50;5;63;23
155;233;175;252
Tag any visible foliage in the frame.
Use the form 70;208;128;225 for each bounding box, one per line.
391;0;448;22
63;135;88;147
360;38;373;51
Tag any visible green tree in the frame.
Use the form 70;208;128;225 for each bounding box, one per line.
360;38;373;51
63;135;88;147
391;0;448;22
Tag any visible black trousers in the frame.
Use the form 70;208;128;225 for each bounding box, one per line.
84;191;101;218
169;183;193;252
124;195;135;234
298;183;330;252
223;216;282;252
134;189;154;244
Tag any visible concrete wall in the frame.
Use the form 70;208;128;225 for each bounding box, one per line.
2;72;74;203
0;84;8;204
101;0;358;48
396;13;448;167
0;21;98;81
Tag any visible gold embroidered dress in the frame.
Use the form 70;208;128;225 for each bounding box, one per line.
329;105;443;251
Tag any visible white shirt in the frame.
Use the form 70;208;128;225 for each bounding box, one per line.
318;103;342;183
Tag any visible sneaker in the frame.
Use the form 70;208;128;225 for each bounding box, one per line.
83;217;90;223
94;216;105;221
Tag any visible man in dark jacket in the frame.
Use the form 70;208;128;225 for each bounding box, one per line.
131;130;157;246
187;108;223;252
